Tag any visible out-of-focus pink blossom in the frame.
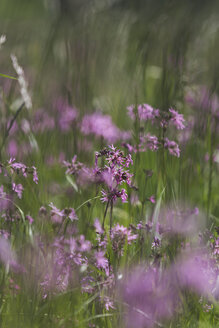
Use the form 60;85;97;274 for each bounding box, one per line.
63;155;84;175
12;183;23;199
78;235;91;252
157;205;203;236
81;112;127;143
32;166;38;184
169;108;185;130
119;249;217;328
0;237;22;272
94;218;104;234
102;296;115;311
95;251;109;270
140;134;160;151
26;215;34;224
0;185;10;211
56;99;78;132
174;250;216;295
7;139;18;157
110;223;137;256
164;138;180;157
32;109;55;133
127;104;158;122
148;195;155;204
119;266;177;328
49;203;65;223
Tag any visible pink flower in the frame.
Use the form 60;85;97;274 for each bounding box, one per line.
12;183;23;199
169;108;185;130
141;134;160;151
148;195;155;204
95;251;108;270
7;139;18;157
49;203;65;223
127;103;157;122
32;166;38;184
164;138;180;157
94;218;104;234
102;296;115;311
81;112;127;143
26;215;34;224
79;235;91;252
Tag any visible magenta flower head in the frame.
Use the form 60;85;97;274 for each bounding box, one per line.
139;134;160;152
110;223;137;256
32;166;38;184
95;145;133;204
63;155;84;175
49;203;78;224
49;203;65;223
169;108;185;130
127;103;157;122
94;250;109;271
164;138;180;157
94;218;104;234
12;183;23;199
7;158;39;184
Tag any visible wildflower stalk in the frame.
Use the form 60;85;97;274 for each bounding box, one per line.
140;174;148;219
102;200;109;229
207;115;216;219
161;126;166;185
0;102;24;160
0;270;6;327
110;200;113;234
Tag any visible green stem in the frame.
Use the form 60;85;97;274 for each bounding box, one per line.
102;200;109;229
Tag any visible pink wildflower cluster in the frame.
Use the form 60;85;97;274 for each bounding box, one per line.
127;103;159;122
126;103;186;157
110;223;138;256
0;158;38;199
119;250;217;328
64;145;133;202
63;155;84;175
40;234;91;298
49;203;78;224
7;158;38;184
164;138;180;157
55;98;78;132
127;103;185;129
96;145;133;203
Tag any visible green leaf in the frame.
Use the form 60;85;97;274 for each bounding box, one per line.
0;73;17;80
152;186;165;237
66;174;79;192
